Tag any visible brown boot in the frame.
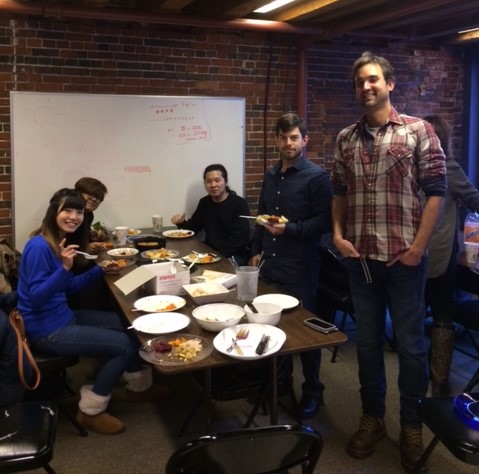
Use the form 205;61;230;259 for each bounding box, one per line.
75;410;125;435
429;324;454;397
347;414;386;458
400;425;427;473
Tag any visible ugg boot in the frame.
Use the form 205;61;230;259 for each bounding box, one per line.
76;385;125;435
123;365;171;402
429;323;455;397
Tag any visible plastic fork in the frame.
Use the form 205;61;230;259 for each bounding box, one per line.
226;327;249;352
75;250;98;260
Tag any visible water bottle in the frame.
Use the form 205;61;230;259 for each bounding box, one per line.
464;212;479;243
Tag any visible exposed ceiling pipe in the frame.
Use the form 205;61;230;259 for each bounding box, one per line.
0;0;326;36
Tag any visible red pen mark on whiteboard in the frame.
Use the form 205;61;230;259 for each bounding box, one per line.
124;165;151;173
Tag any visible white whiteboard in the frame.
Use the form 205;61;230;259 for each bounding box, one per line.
11;92;245;251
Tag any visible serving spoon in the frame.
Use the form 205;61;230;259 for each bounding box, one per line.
75;250;98;260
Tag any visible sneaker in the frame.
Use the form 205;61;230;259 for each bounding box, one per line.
347;414;386;459
400;425;427;473
299;393;324;419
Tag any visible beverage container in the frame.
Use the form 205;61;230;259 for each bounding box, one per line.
152;215;163;234
236;265;259;303
464;212;479;243
114;226;129;246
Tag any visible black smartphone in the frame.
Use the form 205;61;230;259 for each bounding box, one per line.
303;317;338;333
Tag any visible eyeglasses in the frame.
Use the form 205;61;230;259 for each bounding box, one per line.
84;193;103;203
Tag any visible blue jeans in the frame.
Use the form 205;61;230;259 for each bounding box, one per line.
260;275;324;397
344;257;428;426
32;310;142;396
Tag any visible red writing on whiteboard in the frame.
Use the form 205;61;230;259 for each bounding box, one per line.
124;165;151;173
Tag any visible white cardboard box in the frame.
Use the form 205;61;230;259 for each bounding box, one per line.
114;261;190;296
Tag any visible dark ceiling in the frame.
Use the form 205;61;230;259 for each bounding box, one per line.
2;0;479;45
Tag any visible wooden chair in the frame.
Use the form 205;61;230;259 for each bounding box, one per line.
166;424;323;474
412;367;479;473
0;400;57;474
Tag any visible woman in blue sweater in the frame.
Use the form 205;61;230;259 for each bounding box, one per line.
17;188;158;435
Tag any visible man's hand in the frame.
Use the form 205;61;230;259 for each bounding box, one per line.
264;222;286;236
332;235;360;258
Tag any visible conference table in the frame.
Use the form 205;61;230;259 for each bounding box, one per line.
102;233;347;433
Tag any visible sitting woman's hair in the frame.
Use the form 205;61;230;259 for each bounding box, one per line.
31;188;89;257
203;164;235;195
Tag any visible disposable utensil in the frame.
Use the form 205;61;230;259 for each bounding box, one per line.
75;251;98;260
229;256;239;270
239;215;256;220
188;257;198;270
226;327;249;352
247;303;259;314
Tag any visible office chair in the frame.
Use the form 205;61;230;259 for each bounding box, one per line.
0;400;58;474
412;367;479;473
166;424;323;474
32;351;88;436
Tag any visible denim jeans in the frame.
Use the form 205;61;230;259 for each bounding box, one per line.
344;257;428;426
32;310;143;396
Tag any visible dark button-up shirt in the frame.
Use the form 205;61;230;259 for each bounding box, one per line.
251;155;332;306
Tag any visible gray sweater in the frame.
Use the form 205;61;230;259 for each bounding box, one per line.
427;158;479;278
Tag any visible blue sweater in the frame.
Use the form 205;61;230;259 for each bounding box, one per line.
17;235;103;342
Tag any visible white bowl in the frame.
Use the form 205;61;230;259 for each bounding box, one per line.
244;302;282;326
107;247;139;260
192;303;245;332
183;282;229;305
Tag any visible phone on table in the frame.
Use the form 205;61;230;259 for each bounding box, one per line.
303;317;338;333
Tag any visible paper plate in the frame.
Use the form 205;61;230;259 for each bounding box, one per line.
139;334;213;366
163;229;195;239
99;258;136;274
140;249;179;260
131;312;190;334
133;295;186;313
127;229;142;236
253;294;299;310
182;252;221;264
213;323;286;360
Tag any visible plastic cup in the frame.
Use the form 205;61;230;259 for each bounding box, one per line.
465;242;479;264
114;226;129;246
152;215;163;234
236;265;259;303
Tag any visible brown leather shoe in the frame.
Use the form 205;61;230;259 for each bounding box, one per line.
75;410;126;435
347;414;386;458
400;425;427;473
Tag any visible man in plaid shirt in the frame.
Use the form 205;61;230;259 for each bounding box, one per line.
331;51;446;473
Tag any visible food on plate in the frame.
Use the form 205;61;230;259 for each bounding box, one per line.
115;248;136;256
144;248;176;259
90;221;110;242
153;337;203;362
100;259;128;271
167;230;192;238
137;241;158;247
128;228;141;235
257;214;289;225
191;288;210;297
99;242;114;249
187;253;215;264
155;302;177;312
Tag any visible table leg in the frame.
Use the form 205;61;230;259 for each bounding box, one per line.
270;356;278;424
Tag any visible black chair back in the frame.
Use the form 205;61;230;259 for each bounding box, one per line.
166;424;322;474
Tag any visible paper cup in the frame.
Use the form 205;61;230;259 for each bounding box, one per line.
465;242;479;264
114;226;129;246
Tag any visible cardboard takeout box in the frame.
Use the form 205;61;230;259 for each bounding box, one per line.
114;261;190;296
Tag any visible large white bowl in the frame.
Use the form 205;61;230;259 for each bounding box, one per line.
192;303;245;332
107;247;139;260
244;302;282;326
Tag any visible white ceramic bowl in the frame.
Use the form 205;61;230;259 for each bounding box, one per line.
183;282;229;305
192;303;245;332
106;247;139;260
244;302;282;326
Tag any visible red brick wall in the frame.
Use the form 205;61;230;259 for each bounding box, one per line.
0;16;465;244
